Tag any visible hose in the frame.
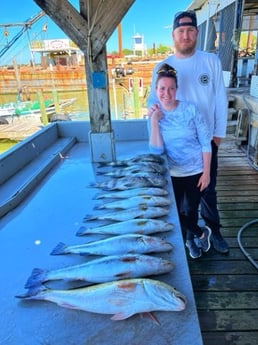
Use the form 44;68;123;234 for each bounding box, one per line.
243;95;258;171
237;219;258;270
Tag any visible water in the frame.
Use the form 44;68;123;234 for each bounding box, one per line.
0;85;148;153
0;139;18;154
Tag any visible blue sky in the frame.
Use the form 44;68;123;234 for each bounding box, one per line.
0;0;191;64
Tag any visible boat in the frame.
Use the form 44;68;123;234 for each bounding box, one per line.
0;119;202;345
0;97;77;119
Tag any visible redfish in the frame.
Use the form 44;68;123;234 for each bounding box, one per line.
24;254;174;288
93;187;169;200
76;218;174;236
94;195;170;210
97;153;165;167
83;206;169;222
50;234;173;256
89;175;168;191
16;278;186;321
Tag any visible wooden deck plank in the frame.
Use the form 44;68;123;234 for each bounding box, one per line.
188;136;258;344
202;332;258;345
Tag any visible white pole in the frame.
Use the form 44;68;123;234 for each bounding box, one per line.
112;79;118;119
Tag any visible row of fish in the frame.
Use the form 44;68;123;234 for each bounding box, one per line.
16;153;186;322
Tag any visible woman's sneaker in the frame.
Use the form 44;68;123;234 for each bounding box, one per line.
185;240;202;259
197;226;212;252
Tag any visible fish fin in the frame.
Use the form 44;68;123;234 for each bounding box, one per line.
24;268;48;288
75;226;86;236
115;271;132;279
50;242;68;255
141;312;160;325
111;312;132;321
15;285;47;299
58;302;80;310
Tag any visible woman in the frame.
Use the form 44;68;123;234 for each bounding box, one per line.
148;63;212;259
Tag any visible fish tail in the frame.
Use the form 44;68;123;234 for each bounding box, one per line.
92;193;104;200
50;242;68;255
83;214;97;221
24;268;48;288
15;285;47;299
87;182;99;188
93;204;104;210
75;226;87;236
97;162;109;167
96;171;106;175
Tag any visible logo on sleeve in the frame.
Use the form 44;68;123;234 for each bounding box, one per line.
199;74;210;85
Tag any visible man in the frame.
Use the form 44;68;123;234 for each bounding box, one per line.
147;10;229;254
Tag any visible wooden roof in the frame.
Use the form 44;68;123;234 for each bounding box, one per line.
34;0;135;134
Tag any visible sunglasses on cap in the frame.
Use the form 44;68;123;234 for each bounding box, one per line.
157;66;177;76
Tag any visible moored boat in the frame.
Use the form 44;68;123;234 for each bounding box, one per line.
0;97;76;119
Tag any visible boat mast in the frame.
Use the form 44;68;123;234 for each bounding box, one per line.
0;11;45;59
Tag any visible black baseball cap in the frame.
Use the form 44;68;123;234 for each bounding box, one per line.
173;10;197;30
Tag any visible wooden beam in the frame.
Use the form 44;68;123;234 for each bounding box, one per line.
33;0;134;152
34;0;88;51
34;0;135;60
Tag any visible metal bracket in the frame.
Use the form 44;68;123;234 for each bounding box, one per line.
88;130;116;163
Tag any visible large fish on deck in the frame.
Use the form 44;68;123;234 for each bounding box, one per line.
76;218;174;236
50;234;173;256
98;153;165;167
83;206;170;222
24;254;174;288
94;195;171;210
89;175;168;191
97;162;168;177
93;187;169;200
16;278;186;321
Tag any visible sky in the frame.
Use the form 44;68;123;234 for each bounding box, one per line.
0;0;191;65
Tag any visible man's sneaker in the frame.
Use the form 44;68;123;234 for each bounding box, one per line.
185;240;202;259
197;226;212;252
211;234;229;254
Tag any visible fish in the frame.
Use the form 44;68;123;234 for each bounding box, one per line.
94;195;171;210
24;254;174;288
83;206;170;222
50;234;173;256
76;218;174;236
16;278;186;321
98;153;165;167
93;187;169;200
97;163;168;177
88;175;168;191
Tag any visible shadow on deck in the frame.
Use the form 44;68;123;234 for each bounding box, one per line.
188;137;258;345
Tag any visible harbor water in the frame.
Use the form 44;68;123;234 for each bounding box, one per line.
0;82;149;153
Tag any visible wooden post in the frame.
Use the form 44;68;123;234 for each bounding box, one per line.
37;91;48;125
133;77;140;118
52;90;60;113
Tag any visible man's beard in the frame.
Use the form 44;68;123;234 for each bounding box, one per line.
174;41;196;55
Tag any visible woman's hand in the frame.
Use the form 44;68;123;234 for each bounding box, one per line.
197;173;210;192
149;104;163;123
